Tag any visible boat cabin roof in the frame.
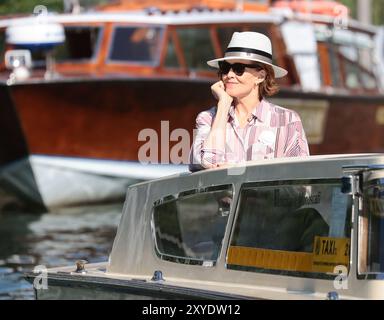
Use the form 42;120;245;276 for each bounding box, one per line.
0;9;377;33
0;10;283;27
107;154;384;299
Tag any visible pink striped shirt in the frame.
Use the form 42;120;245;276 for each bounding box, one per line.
189;99;309;171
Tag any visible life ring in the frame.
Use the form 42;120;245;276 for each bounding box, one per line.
272;0;349;17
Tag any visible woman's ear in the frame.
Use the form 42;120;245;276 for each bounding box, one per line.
254;70;266;85
258;69;266;80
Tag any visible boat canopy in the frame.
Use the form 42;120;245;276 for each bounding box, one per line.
105;155;384;300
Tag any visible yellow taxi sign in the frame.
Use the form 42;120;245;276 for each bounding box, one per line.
312;236;350;273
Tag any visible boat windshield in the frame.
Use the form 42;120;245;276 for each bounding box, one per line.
23;26;102;67
281;20;380;92
55;26;102;62
322;27;378;91
108;26;163;65
359;176;384;278
152;185;232;265
228;179;351;279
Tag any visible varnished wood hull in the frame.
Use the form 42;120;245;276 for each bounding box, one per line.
3;78;215;162
2;78;384;164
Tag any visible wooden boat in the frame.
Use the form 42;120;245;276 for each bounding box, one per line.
0;0;383;211
25;154;384;299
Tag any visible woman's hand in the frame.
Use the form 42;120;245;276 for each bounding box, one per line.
211;81;233;106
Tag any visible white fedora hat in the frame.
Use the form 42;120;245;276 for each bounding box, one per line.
207;32;288;78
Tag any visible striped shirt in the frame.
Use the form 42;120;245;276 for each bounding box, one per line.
189;99;309;171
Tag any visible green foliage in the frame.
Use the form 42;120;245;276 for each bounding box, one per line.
0;0;110;15
0;0;63;15
337;0;384;25
372;0;384;26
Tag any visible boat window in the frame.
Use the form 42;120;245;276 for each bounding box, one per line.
359;176;384;279
164;35;179;68
216;26;270;57
361;72;377;90
248;26;270;36
152;185;233;265
281;21;321;91
339;45;358;62
340;53;376;90
55;26;101;61
315;25;378;90
25;26;101;67
216;27;239;54
328;44;342;87
343;59;361;89
0;31;5;71
176;27;215;71
109;26;163;64
227;180;351;279
56;27;101;60
376;27;384;90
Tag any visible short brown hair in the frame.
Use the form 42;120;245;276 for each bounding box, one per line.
258;64;279;99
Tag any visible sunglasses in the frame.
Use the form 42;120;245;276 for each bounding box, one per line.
218;61;263;76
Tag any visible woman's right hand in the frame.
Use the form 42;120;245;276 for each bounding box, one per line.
211;81;233;106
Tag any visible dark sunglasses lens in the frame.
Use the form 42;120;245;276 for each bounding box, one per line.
219;61;231;74
219;62;246;75
232;64;246;76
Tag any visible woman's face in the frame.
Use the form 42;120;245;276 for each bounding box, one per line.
221;59;266;99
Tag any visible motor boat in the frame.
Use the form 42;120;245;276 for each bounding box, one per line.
26;153;384;299
1;0;383;212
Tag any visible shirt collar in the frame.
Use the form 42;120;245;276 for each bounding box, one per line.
254;99;269;123
228;99;268;123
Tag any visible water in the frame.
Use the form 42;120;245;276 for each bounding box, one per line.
0;203;123;300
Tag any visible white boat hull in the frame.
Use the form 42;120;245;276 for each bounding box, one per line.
0;155;188;212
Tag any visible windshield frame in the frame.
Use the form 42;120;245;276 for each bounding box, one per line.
357;174;384;280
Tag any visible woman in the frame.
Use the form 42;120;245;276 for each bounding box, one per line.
189;31;309;171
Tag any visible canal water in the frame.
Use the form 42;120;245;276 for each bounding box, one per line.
0;203;123;300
